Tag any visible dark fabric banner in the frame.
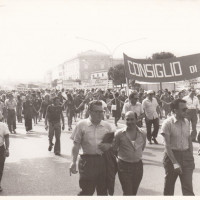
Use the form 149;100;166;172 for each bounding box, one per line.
123;53;200;82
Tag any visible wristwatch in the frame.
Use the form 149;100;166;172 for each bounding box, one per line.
173;163;179;169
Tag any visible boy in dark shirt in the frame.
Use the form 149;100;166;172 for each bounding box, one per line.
45;97;65;155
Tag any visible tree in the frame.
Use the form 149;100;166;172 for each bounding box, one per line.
151;52;176;90
108;64;126;87
151;52;175;60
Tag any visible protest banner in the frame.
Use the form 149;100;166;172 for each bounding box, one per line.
123;53;200;82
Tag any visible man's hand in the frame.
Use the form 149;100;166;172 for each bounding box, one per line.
62;124;65;130
173;163;182;175
45;125;48;130
98;143;112;152
69;163;78;176
4;149;9;157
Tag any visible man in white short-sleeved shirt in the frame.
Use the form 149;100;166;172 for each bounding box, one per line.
142;90;160;144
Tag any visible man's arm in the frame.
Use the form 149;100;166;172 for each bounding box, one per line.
4;134;9;150
71;142;81;164
45;106;49;129
188;135;193;154
61;112;65;130
69;141;81;175
4;130;10;157
162;133;178;164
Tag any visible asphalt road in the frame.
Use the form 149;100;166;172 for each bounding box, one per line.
1;116;200;196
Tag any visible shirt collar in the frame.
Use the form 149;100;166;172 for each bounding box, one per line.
87;118;103;127
122;126;140;134
172;115;186;123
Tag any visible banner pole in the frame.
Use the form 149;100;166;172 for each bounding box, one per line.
160;82;162;91
123;53;130;96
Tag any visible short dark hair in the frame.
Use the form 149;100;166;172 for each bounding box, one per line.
88;100;102;111
170;99;186;112
114;92;119;97
129;91;138;99
53;96;60;103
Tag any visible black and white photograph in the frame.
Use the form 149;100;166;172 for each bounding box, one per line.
0;0;200;196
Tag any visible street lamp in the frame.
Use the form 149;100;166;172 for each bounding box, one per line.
76;36;147;58
76;36;147;93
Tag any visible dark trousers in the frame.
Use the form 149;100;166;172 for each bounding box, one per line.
48;122;61;154
117;159;143;195
7;109;16;132
0;145;5;183
25;117;32;131
186;109;197;141
67;112;74;127
145;117;159;141
114;116;120;126
163;150;195;196
78;155;107;196
16;107;22;123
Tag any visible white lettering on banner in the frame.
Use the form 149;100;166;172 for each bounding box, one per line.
128;60;135;75
163;63;173;77
128;60;184;78
189;65;197;73
154;64;164;78
172;62;182;76
145;64;154;77
138;63;147;77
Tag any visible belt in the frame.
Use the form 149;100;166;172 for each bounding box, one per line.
172;148;189;152
80;154;103;158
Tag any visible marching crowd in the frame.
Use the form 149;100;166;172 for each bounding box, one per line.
0;87;200;195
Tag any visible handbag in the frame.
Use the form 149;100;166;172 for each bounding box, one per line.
111;104;116;111
111;99;117;111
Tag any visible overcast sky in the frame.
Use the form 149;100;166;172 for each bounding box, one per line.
0;0;200;82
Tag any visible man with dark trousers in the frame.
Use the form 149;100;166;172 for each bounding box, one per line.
69;100;113;196
183;89;199;142
142;90;160;144
161;99;195;196
45;97;65;155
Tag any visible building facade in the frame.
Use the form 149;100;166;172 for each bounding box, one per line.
44;50;123;89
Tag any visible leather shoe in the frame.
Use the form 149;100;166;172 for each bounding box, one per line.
152;138;158;144
48;143;54;151
148;140;152;144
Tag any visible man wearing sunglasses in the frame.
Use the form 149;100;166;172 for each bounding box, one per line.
183;89;200;142
161;99;195;195
69;100;114;195
122;91;145;127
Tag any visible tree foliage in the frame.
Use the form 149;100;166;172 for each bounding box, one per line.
108;64;126;86
151;52;175;60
